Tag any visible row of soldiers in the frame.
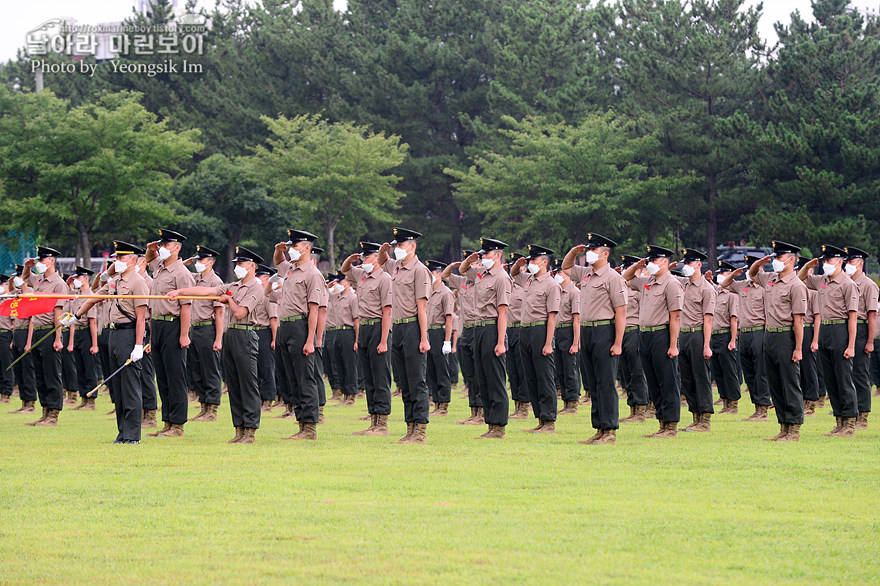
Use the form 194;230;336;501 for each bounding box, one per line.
2;230;878;444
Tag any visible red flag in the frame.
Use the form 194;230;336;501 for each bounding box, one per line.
0;296;59;318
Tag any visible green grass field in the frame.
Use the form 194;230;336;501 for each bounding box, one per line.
1;385;878;585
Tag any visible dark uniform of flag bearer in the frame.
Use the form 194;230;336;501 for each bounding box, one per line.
843;247;878;429
553;258;582;416
505;253;530;419
8;265;38;414
798;257;822;417
617;255;649;422
623;246;684;438
145;229;196;438
75;241;150;443
253;265;279;412
460;238;511;439
326;271;359;406
563;234;627;444
342;242;393;436
425;260;455;416
749;242;808;441
274;229;326;441
0;275;14;404
378;228;433;445
443;252;486;425
67;266;99;410
675;248;716;432
22;247;68;427
187;246;224;423
512;244;561;435
711;261;741;415
799;245;860;437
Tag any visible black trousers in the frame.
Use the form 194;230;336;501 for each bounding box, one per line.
72;327;98;398
280;319;320;423
459;326;482;408
152;319;188;424
819;323;857;418
329;327;357;396
764;330;803;424
709;332;740;401
97;328;111;385
188;324;222;405
108;328;142;441
449;353;459;384
315;346;326;407
800;325;820;402
852;323;872;413
680;329;713;414
554;325;581;403
520;324;555;423
474;323;508;426
275;338;292;403
426;328;451;403
620;328;648;406
140;352;158;411
324;330;340;389
61;330;78;392
581;323;619;430
739;329;772;406
224;328;260;429
32;329;63;410
870;337;880;387
639;328;681;423
0;330;14;395
358;322;391;415
391;320;430;424
255;327;277;402
12;328;37;402
507;327;528;402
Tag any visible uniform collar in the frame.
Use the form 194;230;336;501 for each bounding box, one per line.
775;271;796;284
830;270;847;284
591;262;609;277
399;254;420;270
533;271;550;282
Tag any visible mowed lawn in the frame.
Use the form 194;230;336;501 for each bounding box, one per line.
1;384;878;585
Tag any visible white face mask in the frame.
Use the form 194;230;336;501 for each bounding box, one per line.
585;250;600;265
13;276;24;288
288;247;301;262
822;262;838;276
34;261;47;275
526;262;540;275
481;258;495;270
72;279;83;290
361;262;375;273
114;260;128;273
194;261;206;273
844;263;858;276
393;247;408;261
681;264;696;278
233;265;248;280
771;259;786;273
716;274;725;285
553;274;564;285
646;262;661;276
158;246;172;261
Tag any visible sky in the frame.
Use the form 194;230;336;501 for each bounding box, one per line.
2;0;879;63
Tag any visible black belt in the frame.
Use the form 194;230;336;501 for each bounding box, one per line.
109;322;135;330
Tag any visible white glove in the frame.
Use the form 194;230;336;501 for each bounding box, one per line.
130;345;144;362
60;314;77;327
442;341;452;355
100;270;110;282
268;274;280;283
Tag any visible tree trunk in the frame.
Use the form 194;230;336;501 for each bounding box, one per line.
327;221;337;269
76;221;91;270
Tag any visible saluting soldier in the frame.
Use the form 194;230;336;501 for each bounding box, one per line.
562;234;627;444
617;255;649;422
170;246;265;444
21;247;68;427
505;252;530;419
460;238;511;438
798;245;860;437
511;243;561;435
274;229;326;440
553;258;582;416
91;264;112;412
722;252;773;421
0;275;14;404
378;228;433;445
798;256;822;417
342;242;393;436
623;246;684;439
674;248;716;432
60;275;81;406
67;266;99;410
749;242;809;441
842;247;878;429
711;261;741;415
144;229;196;438
135;256;160;426
442;251;486;425
8;265;37;414
186;246;225;423
253;265;279;413
326;270;358;406
425;260;455;416
73;241;149;443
